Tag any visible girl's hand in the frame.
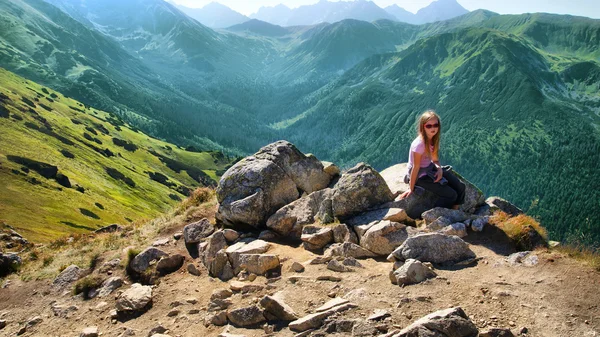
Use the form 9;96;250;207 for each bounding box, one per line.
434;168;443;183
399;190;412;199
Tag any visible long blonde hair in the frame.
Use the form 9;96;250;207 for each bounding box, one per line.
417;110;441;159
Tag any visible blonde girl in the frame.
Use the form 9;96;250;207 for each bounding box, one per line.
399;110;465;209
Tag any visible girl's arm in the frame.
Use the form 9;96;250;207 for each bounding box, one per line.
431;149;443;182
400;151;422;199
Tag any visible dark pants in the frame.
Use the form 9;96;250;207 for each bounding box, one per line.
416;168;466;208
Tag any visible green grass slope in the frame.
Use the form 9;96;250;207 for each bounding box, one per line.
0;68;230;242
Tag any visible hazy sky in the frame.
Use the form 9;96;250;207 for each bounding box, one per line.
170;0;600;19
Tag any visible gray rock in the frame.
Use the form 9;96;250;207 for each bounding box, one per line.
0;319;5;329
187;263;201;276
426;216;454;231
216;141;331;229
327;259;354;272
116;283;152;312
389;233;475;265
471;216;489;232
392;259;437;285
325;242;377;259
51;303;79;318
183;218;215;244
229;281;263;293
202;231;229;277
130;247;168;274
351;321;380;337
237;254;280;275
332;163;394;219
0;252;22;277
17;316;42;335
507;252;538;267
422;207;470;225
173;231;183;240
152;238;170;246
289;300;357;332
257;230;278;241
260;293;298;321
290;262;305;272
322;161;340;177
223;229;240;242
393;307;478;337
345;208;409;227
226;239;270;274
266;188;335;237
52;265;82;291
227;305;266;327
360;220;415;256
439;223;468;238
342;257;363;268
98;277;123;297
301;226;333;250
208;249;234;281
148;324;167;336
208;298;232;312
211;288;233;301
80;326;98;337
331;224;359;244
208;311;228;326
486;196;523;216
368;309;391;321
156;254;185;274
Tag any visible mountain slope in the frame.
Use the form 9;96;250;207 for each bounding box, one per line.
416;0;469;24
280;28;600;244
175;2;249;29
0;68;230;242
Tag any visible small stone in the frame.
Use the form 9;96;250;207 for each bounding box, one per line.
148;324;167;336
316;275;342;282
368;309;391;321
223;229;240;242
209;311;228;326
173;232;183;240
211;289;233;301
186;298;198;304
152;238;170;246
187;263;201;276
80;326;99;337
290;262;305;272
227;305;266;327
167;309;180;317
327;260;353;272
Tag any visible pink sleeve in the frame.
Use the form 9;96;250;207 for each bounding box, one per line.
411;139;425;154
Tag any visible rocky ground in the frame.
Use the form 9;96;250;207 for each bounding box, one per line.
0;221;599;337
1;141;599;337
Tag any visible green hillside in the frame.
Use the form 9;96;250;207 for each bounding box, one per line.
0;68;230;242
281;28;600;246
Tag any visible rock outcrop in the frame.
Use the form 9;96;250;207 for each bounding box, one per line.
216;141;331;229
389;233;476;265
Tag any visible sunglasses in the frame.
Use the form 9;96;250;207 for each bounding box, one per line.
424;123;439;129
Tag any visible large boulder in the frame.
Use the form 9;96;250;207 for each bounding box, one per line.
130;247;168;274
183;218;215;244
380;163;485;218
266;189;335;237
392;307;478;337
332;163;394;219
115;283;152;313
359;221;417;256
389;233;475;265
216;141;331;229
331;224;359;244
422;208;470;225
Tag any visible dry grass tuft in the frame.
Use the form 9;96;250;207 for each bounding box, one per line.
490;211;548;251
555;244;600;271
